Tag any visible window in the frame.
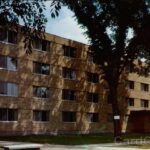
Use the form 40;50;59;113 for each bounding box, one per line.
141;83;149;92
128;98;134;107
63;45;76;58
0;109;18;121
87;72;99;83
33;86;49;98
127;81;134;89
0;82;18;97
0;55;17;71
142;68;149;76
32;38;50;51
62;111;76;122
33;110;49;122
87;52;94;63
87;92;99;103
62;89;76;101
33;62;50;75
62;67;76;80
141;99;149;108
86;113;98;122
126;64;134;73
0;29;17;44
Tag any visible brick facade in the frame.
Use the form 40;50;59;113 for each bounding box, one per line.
0;30;149;135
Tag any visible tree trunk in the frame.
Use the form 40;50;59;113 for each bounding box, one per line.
109;82;122;142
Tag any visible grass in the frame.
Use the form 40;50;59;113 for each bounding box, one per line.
116;144;150;149
116;133;150;149
0;133;150;145
123;133;150;139
0;134;114;145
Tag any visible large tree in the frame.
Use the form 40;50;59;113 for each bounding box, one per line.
50;0;150;140
1;0;150;141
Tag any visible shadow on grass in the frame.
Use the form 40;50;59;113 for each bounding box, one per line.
0;133;150;145
0;134;114;145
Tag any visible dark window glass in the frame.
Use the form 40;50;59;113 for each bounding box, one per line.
87;72;99;83
0;82;18;96
0;108;18;121
0;29;17;44
62;111;76;122
87;52;94;63
63;45;76;58
33;110;49;121
62;89;76;101
0;29;7;41
8;109;18;121
32;38;42;50
0;55;17;71
128;98;134;106
42;40;50;51
87;113;98;122
33;86;49;98
87;92;99;103
141;83;149;92
127;81;134;89
33;38;50;51
142;68;149;76
127;64;135;73
62;67;76;80
8;31;17;44
141;99;149;108
33;62;50;75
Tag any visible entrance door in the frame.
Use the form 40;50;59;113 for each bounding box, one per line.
128;111;150;133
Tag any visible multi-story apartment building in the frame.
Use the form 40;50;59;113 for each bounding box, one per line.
0;29;150;135
123;73;150;133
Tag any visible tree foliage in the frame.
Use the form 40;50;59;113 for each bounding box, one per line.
50;0;150;139
1;0;150;139
51;0;150;79
0;0;47;53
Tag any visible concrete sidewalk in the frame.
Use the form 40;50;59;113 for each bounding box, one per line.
42;143;143;150
42;144;139;150
0;141;145;150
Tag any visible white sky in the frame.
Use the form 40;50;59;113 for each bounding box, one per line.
44;2;89;44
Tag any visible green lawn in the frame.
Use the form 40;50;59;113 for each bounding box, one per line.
123;133;150;139
0;134;113;145
0;133;150;145
117;144;150;149
118;133;150;149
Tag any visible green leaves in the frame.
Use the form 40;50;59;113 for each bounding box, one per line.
0;0;47;53
50;1;62;18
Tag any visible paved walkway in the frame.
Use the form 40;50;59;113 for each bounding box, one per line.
0;141;145;150
41;144;139;150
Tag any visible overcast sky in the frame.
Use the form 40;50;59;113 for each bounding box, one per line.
44;2;89;44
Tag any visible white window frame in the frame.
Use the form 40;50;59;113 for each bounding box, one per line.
33;110;49;122
0;108;18;122
33;62;50;75
141;83;149;92
0;30;17;44
63;68;76;80
0;55;17;71
33;86;49;99
0;82;18;97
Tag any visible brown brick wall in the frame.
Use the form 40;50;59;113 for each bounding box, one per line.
0;32;150;135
